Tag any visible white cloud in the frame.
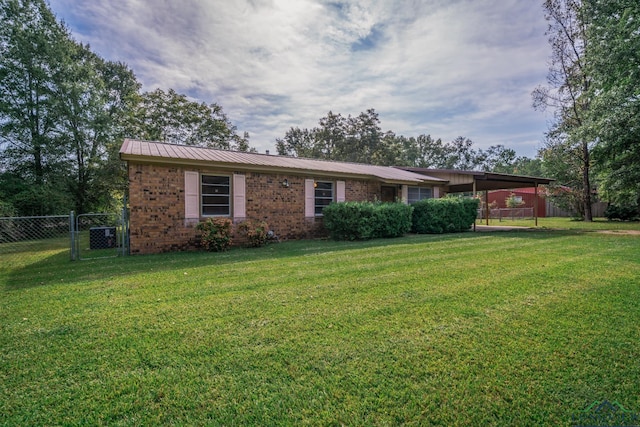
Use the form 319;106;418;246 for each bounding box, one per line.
50;0;551;157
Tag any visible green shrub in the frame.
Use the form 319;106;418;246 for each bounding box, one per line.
323;201;413;240
323;202;374;240
411;198;479;234
196;218;233;251
604;204;639;221
237;219;270;247
372;202;414;238
0;200;16;218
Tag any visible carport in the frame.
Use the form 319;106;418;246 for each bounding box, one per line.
399;168;554;227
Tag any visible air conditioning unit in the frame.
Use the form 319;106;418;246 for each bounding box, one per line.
89;226;116;249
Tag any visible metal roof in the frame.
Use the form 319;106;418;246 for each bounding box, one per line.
120;139;446;184
399;167;553;192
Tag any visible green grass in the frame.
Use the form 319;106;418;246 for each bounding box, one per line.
2;227;640;425
477;216;640;231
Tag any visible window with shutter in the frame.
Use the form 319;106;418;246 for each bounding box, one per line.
314;181;333;216
201;175;230;216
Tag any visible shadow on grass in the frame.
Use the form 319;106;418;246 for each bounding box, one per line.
3;228;578;291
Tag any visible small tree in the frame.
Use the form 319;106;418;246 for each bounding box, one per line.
505;193;524;209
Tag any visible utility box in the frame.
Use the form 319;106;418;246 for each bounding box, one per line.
89;226;116;249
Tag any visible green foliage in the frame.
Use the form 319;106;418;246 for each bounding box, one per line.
0;0;141;215
275;110;525;171
196;218;233;252
236;219;270;247
412;198;479;234
604;204;640;222
505;193;524;209
0;199;16;217
584;0;640;205
322;201;413;240
129;88;251;151
322;202;375;240
0;0;70;190
533;0;594;221
371;202;414;238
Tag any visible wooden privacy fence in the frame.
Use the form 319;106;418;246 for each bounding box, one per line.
545;201;608;218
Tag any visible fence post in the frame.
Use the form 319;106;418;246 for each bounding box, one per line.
69;211;75;261
120;207;126;256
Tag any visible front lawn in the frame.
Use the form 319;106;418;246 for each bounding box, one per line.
476;216;640;231
2;229;639;425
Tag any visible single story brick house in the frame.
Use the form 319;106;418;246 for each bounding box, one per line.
119;139;448;254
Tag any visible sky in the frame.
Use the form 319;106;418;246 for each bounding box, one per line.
48;0;553;158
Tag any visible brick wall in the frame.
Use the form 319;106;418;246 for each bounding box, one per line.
128;162;385;254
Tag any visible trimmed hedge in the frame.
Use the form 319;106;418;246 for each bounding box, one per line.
323;201;413;240
411;197;479;234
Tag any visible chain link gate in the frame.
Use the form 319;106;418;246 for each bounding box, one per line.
72;209;128;260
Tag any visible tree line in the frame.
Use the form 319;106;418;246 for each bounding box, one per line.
275;109;542;175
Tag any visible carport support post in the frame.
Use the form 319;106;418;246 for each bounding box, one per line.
473;180;477;231
485;190;489;226
534;183;539;227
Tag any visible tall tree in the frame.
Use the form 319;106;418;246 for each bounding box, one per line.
532;0;594;220
276;109;393;164
275;127;315;157
0;0;71;214
315;111;345;159
584;0;640;210
56;42;140;213
130;88;250;151
412;134;447;168
342;109;383;164
478;145;517;173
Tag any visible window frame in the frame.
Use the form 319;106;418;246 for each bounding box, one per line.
201;174;231;217
314;181;334;216
408;186;433;204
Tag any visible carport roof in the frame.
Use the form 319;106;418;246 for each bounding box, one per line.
398;168;554;192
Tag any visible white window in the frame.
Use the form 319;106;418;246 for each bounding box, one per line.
408;187;433;204
315;181;334;216
201;175;230;216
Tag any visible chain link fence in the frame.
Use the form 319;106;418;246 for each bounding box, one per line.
477;207;535;221
1;210;128;265
0;215;72;262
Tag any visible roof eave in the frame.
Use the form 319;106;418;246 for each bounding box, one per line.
120;153;434;185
